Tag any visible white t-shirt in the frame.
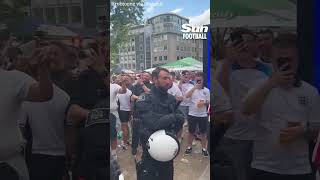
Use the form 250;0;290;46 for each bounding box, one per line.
0;70;35;159
224;67;270;140
110;83;121;112
179;83;194;106
19;85;70;156
0;69;35;180
188;87;210;117
250;81;320;175
168;83;182;97
117;89;132;111
212;78;232;114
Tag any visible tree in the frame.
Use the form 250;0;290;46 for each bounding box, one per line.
110;0;144;67
0;0;27;22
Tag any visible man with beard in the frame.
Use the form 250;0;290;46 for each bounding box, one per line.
243;34;320;180
132;72;152;96
134;67;184;180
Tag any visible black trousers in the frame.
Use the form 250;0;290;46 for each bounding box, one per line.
0;163;19;180
252;168;313;180
131;119;140;150
29;154;65;180
137;152;173;180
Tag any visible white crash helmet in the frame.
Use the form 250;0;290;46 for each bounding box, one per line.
146;130;180;162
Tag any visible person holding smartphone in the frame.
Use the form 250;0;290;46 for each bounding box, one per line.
242;34;320;180
184;72;210;157
216;28;272;180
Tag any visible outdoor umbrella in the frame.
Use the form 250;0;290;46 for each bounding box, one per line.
161;57;203;69
6;16;43;39
212;0;296;27
145;57;203;73
111;64;123;74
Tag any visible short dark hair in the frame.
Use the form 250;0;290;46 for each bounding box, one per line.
230;28;257;42
151;67;169;79
273;33;297;49
258;29;274;36
169;71;176;77
195;71;203;77
181;70;189;76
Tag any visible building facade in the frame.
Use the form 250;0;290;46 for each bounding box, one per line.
117;24;152;71
28;0;107;31
118;13;204;71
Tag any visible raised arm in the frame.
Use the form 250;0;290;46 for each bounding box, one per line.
26;63;53;102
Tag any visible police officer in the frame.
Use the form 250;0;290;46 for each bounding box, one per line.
65;41;126;179
134;67;184;180
131;72;153;155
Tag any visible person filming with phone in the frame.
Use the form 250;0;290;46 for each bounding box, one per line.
242;34;320;180
184;72;210;157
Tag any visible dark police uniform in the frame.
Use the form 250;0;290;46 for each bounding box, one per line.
67;67;108;180
78;98;109;180
134;86;184;180
131;81;153;154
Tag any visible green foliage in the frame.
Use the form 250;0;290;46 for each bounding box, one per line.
0;0;27;22
110;0;144;64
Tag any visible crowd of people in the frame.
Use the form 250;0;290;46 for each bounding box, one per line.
0;32;109;180
212;28;320;180
110;69;210;179
0;29;211;180
2;24;318;180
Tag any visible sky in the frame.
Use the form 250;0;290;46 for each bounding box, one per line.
143;0;210;25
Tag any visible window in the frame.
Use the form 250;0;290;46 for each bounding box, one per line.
192;47;195;52
33;8;44;22
128;64;131;69
165;15;170;22
176;46;179;51
164;56;167;60
124;64;127;68
133;64;136;69
132;38;134;42
139;45;143;51
177;56;179;60
140;55;143;60
164;45;167;50
159;56;162;61
58;7;68;24
163;34;167;40
139;35;143;42
45;8;56;24
128;47;130;52
132;46;134;51
71;6;82;23
154;57;157;61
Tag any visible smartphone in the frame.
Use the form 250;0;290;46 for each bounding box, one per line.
233;37;243;47
277;57;290;71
